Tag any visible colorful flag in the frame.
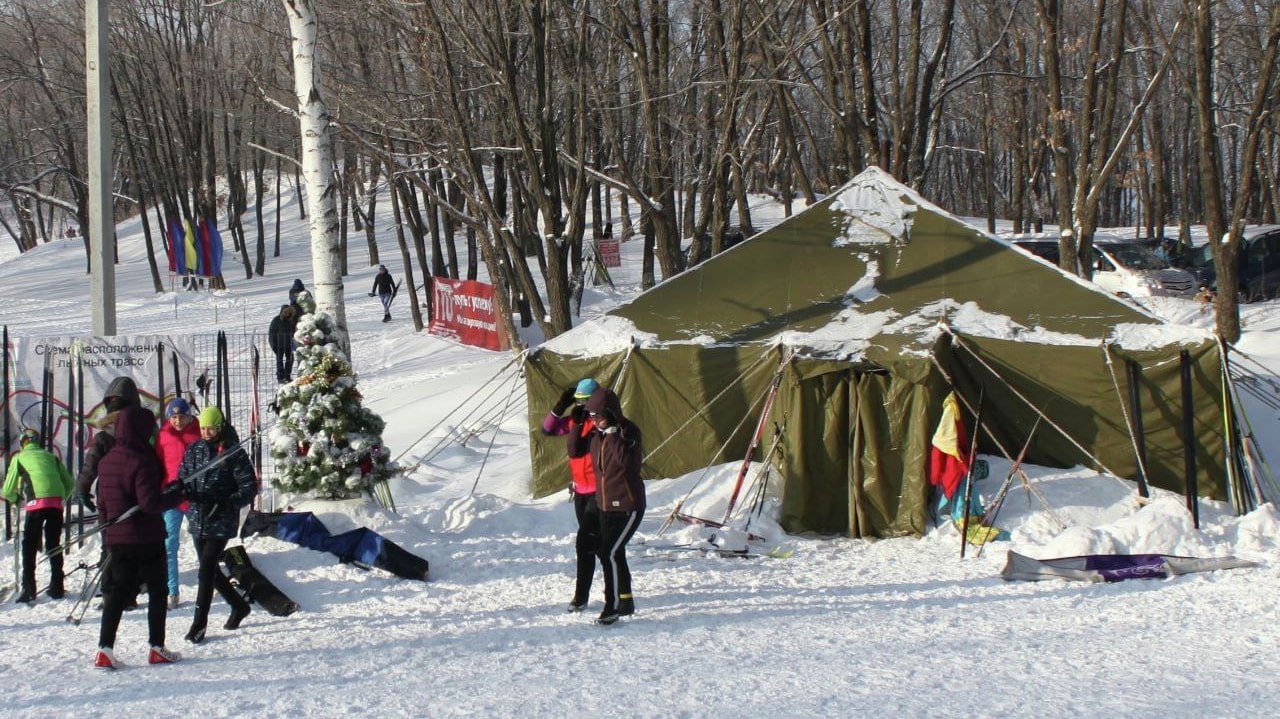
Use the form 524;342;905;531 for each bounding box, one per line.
183;219;198;274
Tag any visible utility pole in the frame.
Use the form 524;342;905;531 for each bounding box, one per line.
87;1;115;335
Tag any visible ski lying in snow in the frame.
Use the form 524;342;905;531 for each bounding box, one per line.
642;543;793;560
222;545;299;617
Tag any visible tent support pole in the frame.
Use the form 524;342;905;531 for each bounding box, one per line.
1179;350;1200;528
1124;359;1151;499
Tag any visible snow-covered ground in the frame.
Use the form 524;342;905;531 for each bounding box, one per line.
1;190;1279;718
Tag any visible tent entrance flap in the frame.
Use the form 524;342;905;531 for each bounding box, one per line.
778;361;942;538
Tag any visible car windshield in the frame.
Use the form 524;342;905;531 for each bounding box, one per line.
1191;244;1214;268
1102;243;1170;270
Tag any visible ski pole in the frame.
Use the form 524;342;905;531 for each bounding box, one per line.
959;387;985;559
67;552;108;626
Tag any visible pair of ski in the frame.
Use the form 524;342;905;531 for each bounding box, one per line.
643;543;794;560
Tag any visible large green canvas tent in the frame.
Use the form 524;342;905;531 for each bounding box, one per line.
525;168;1227;538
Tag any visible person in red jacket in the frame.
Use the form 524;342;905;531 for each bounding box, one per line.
583;386;645;625
94;405;184;669
542;378;601;612
155;397;200;608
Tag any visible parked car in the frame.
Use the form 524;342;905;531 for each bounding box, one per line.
1007;233;1197;299
1185;225;1280;302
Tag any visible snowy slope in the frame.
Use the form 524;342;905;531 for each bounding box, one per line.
1;191;1278;718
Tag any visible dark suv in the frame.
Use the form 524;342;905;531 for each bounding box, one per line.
1186;225;1280;302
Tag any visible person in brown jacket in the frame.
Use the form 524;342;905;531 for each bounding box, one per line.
94;406;184;669
583;387;645;625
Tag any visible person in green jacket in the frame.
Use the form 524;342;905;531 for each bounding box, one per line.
3;428;75;603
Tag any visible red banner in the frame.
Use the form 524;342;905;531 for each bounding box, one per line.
598;238;622;268
429;277;508;351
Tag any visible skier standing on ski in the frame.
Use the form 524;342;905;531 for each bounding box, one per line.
542;378;602;612
177;406;254;644
268;304;298;382
94;406;184;668
583;387;645;625
3;428;74;603
369;264;396;322
154;398;200;608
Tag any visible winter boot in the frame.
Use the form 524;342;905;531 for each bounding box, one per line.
15;584;36;604
49;557;65;599
617;595;635;617
567;598;588;613
596;606;621;626
93;647;117;670
148;646;181;664
382;312;392;323
185;613;208;644
224;601;251;630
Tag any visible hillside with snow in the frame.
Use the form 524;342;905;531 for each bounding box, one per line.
1;189;1279;718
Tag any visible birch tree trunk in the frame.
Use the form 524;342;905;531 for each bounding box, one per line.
282;0;349;353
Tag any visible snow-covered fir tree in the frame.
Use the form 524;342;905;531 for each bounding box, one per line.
270;290;396;498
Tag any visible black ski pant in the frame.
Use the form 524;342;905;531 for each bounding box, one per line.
192;537;249;628
274;349;293;382
597;508;643;611
98;542;168;649
21;507;64;593
571;492;601;603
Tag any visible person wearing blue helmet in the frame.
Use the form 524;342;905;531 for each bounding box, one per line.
541;378;602;612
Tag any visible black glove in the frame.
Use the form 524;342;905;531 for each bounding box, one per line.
552;387;576;416
570;405;587;424
160;482;184;502
179;477;201;503
78;493;96;513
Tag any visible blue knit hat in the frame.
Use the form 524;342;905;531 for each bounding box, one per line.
573;378;599;400
166;397;191;417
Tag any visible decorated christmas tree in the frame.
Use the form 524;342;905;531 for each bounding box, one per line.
270;290;397;499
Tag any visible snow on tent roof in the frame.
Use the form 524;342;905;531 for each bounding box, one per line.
544;167;1203;365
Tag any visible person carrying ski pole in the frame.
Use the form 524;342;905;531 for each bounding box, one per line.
94;406;185;669
369;264;396;323
583;387;646;626
3;428;74;603
75;376;144;609
76;376;142;511
541;378;602;612
177;406;254;644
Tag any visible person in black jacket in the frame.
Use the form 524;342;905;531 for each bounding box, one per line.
177;405;255;644
369;265;396;322
288;279;306;313
583;387;645;625
267;304;297;382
